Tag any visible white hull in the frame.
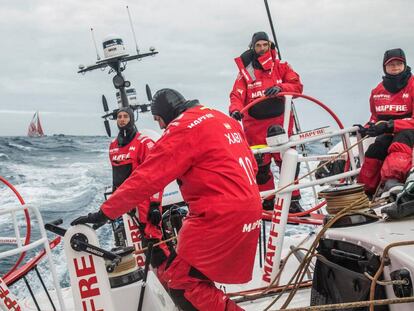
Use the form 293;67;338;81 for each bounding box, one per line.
18;234;315;310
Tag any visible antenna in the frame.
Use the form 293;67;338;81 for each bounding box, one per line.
90;27;101;61
126;6;140;55
264;0;281;60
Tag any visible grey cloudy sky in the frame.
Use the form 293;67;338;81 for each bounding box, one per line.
0;0;413;136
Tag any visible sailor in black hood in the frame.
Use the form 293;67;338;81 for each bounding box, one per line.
357;48;414;196
103;106;169;267
382;48;412;94
116;107;137;147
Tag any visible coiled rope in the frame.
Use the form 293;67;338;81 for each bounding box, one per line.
319;185;370;215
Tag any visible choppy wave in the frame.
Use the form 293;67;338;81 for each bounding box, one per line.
0;135;328;299
0;136;112;287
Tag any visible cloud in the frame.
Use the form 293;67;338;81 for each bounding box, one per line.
0;0;413;136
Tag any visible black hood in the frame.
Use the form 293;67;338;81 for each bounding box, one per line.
382;66;412;93
116;107;137;146
383;48;406;73
382;48;411;93
151;88;199;126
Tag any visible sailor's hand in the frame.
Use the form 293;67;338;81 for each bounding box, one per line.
71;210;110;226
353;124;367;137
366;120;394;137
147;202;162;226
230;110;243;121
264;86;282;97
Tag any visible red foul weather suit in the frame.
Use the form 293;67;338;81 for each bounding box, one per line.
229;48;303;197
109;133;163;239
358;76;414;193
102;105;262;311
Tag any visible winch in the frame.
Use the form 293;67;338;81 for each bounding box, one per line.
318;183;378;227
106;246;143;288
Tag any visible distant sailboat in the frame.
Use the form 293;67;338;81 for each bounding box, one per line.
27;111;45;137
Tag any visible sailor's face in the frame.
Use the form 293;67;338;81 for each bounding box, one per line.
153;115;166;129
385;60;405;75
117;111;130;127
254;40;270;55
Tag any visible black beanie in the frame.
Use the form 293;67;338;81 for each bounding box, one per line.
383;48;406;67
151;89;187;126
250;31;269;48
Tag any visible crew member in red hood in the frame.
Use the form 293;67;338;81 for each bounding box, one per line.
229;31;305;213
356;48;414;194
72;89;262;311
109;107;168;268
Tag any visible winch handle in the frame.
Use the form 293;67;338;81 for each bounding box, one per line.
45;220;122;272
69;233;122;273
45;219;66;236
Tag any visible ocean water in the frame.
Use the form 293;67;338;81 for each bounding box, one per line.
0;135;327;298
0;136;115;297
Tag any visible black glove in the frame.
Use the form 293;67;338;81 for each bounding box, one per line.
71;209;109;226
230;110;243;121
147;202;162;226
366;120;394;137
264;86;282;97
353;124;367;137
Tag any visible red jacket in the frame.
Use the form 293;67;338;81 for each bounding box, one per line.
102;105;262;284
368;76;414;133
229;51;303;146
109;133;162;219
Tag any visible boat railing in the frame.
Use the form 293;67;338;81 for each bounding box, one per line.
0;204;67;311
257;125;365;286
255;125;363;197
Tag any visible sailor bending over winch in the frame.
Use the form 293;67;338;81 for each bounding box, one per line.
109;107;169;269
72;88;262;311
229;31;305;213
356;48;414;196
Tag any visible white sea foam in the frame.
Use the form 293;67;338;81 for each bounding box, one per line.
7;142;34;151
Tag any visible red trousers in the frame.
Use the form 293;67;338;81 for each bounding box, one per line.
358;130;414;194
256;153;301;198
161;255;244;311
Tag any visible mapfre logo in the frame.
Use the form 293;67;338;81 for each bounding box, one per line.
247;81;263;89
0;280;20;311
402;93;409;99
375;104;408;112
373;94;391;99
187;113;214;129
112;152;131;162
